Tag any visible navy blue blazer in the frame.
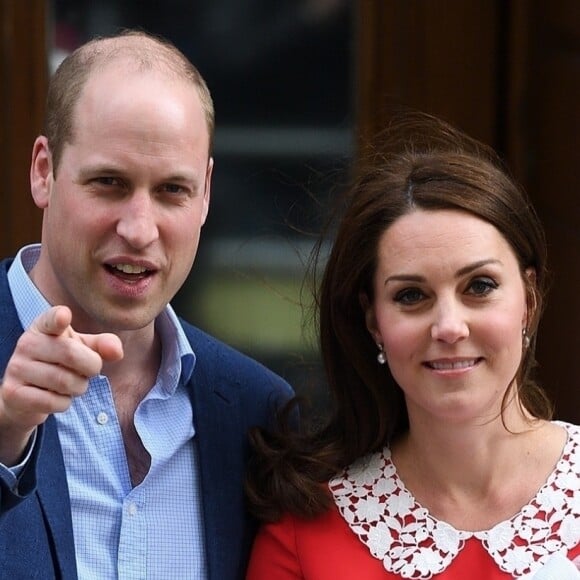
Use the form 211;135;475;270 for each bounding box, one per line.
0;258;293;579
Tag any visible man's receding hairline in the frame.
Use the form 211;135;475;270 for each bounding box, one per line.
80;36;190;77
47;30;215;174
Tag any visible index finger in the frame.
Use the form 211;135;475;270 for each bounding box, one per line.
31;306;73;337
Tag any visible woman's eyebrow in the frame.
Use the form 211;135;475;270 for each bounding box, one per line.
455;259;501;277
384;259;501;286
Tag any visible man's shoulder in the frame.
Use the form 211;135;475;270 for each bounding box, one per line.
178;317;292;390
0;258;13;286
178;318;253;362
0;257;15;299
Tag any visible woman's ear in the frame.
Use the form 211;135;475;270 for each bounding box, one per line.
523;267;537;330
30;136;54;209
360;291;382;345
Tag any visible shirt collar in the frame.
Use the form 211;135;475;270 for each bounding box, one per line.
8;244;50;330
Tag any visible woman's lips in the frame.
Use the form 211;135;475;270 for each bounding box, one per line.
424;358;482;370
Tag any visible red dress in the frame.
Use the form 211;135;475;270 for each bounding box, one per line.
247;422;580;579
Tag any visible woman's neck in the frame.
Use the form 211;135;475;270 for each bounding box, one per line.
390;412;564;530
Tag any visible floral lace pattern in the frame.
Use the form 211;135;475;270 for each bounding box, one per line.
329;422;580;579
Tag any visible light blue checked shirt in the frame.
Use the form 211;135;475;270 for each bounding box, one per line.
6;244;207;579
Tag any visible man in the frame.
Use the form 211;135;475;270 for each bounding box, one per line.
0;30;292;579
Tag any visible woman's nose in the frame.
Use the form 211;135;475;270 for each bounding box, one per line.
430;300;469;343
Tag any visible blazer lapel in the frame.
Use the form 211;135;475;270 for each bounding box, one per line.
189;356;248;580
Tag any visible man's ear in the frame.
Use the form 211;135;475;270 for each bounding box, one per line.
201;156;213;226
360;291;382;345
30;136;54;209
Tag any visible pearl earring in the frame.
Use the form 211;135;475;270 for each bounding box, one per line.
522;328;531;349
376;344;386;365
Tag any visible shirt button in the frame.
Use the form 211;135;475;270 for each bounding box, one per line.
96;412;109;425
128;503;138;516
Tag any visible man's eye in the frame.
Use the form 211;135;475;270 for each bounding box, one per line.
468;277;498;296
94;177;121;187
394;288;425;305
162;183;186;194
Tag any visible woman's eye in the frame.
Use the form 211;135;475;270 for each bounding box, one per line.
468;277;498;296
394;288;425;305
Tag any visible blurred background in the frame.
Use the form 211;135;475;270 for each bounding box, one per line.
1;0;578;423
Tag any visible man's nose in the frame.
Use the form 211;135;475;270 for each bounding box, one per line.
115;190;160;249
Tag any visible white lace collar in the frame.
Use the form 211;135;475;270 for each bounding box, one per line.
329;421;580;579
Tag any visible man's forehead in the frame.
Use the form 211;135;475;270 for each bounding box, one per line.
85;35;168;60
80;60;198;102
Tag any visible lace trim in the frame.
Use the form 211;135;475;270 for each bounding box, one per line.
329;422;580;579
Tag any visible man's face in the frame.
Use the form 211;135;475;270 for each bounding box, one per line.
30;63;213;335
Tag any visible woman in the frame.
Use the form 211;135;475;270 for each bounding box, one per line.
246;113;580;579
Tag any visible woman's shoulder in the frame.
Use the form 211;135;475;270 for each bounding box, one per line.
554;420;580;465
556;419;580;436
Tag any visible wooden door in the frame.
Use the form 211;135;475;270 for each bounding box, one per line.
0;0;47;257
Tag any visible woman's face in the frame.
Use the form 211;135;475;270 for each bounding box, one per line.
365;209;531;426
